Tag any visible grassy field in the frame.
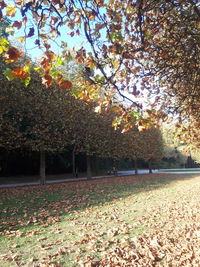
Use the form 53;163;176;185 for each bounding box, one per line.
160;168;200;172
0;173;200;266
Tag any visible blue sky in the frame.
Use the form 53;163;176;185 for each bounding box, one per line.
3;1;151;108
4;3;90;61
9;22;89;61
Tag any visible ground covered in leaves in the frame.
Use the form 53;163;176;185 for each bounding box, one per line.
0;174;200;266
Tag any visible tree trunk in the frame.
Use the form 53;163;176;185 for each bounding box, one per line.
72;146;78;177
134;159;138;175
111;158;117;175
93;156;98;176
86;154;92;179
40;150;46;185
148;159;152;174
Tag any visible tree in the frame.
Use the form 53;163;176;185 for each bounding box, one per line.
69;104;114;179
1;0;199;132
0;68;79;184
161;124;189;168
122;129;143;174
140;127;164;173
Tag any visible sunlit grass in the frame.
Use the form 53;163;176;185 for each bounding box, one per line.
0;173;199;266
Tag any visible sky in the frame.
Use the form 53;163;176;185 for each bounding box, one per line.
2;1;152;108
3;2;90;61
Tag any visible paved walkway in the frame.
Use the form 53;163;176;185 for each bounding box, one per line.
0;170;158;188
0;175;111;188
1;169;200;188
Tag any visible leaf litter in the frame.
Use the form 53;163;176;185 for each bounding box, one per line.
0;174;200;266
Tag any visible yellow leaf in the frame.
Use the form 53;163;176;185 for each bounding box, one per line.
0;38;9;54
6;6;17;17
24;62;30;73
112;106;122;114
34;67;41;72
18;36;26;42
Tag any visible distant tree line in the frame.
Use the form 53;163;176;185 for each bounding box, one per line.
0;62;164;184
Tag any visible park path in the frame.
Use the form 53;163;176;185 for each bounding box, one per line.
0;170;158;188
1;169;200;188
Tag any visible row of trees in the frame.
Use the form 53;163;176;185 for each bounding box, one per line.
1;0;199;134
0;61;164;184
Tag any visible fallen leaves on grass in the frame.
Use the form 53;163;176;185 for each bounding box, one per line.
0;174;200;266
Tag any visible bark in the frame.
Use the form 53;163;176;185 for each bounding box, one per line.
112;158;117;175
93;156;98;176
148;159;152;174
86;154;92;179
134;159;138;175
72;146;78;177
40;150;46;185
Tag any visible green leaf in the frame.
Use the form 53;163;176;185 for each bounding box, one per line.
130;110;140;122
0;38;9;54
3;68;14;81
94;74;105;83
24;76;31;86
109;32;123;42
55;56;64;67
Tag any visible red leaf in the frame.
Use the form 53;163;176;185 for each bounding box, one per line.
12;21;22;29
4;47;23;63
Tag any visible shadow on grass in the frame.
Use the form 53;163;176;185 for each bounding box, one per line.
0;173;199;233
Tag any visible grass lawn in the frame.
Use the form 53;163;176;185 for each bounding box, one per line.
160;168;200;172
0;173;200;266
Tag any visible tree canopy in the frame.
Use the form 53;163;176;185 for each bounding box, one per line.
0;0;199;132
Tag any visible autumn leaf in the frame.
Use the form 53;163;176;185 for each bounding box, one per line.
42;73;53;87
50;16;59;25
12;21;22;30
6;6;17;17
0;38;9;54
45;50;56;61
40;57;51;72
68;22;75;29
11;67;28;79
59;79;73;90
4;47;23;63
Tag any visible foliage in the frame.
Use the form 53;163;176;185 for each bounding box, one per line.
1;0;198;131
140;127;164;164
0;69;77;152
1;62;165;175
161;124;188;166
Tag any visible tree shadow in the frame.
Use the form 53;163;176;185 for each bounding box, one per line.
0;173;199;232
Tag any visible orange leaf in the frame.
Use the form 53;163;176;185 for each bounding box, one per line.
11;67;28;79
59;79;73;90
42;73;53;87
68;22;75;29
4;47;23;63
45;50;56;61
40;57;51;72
